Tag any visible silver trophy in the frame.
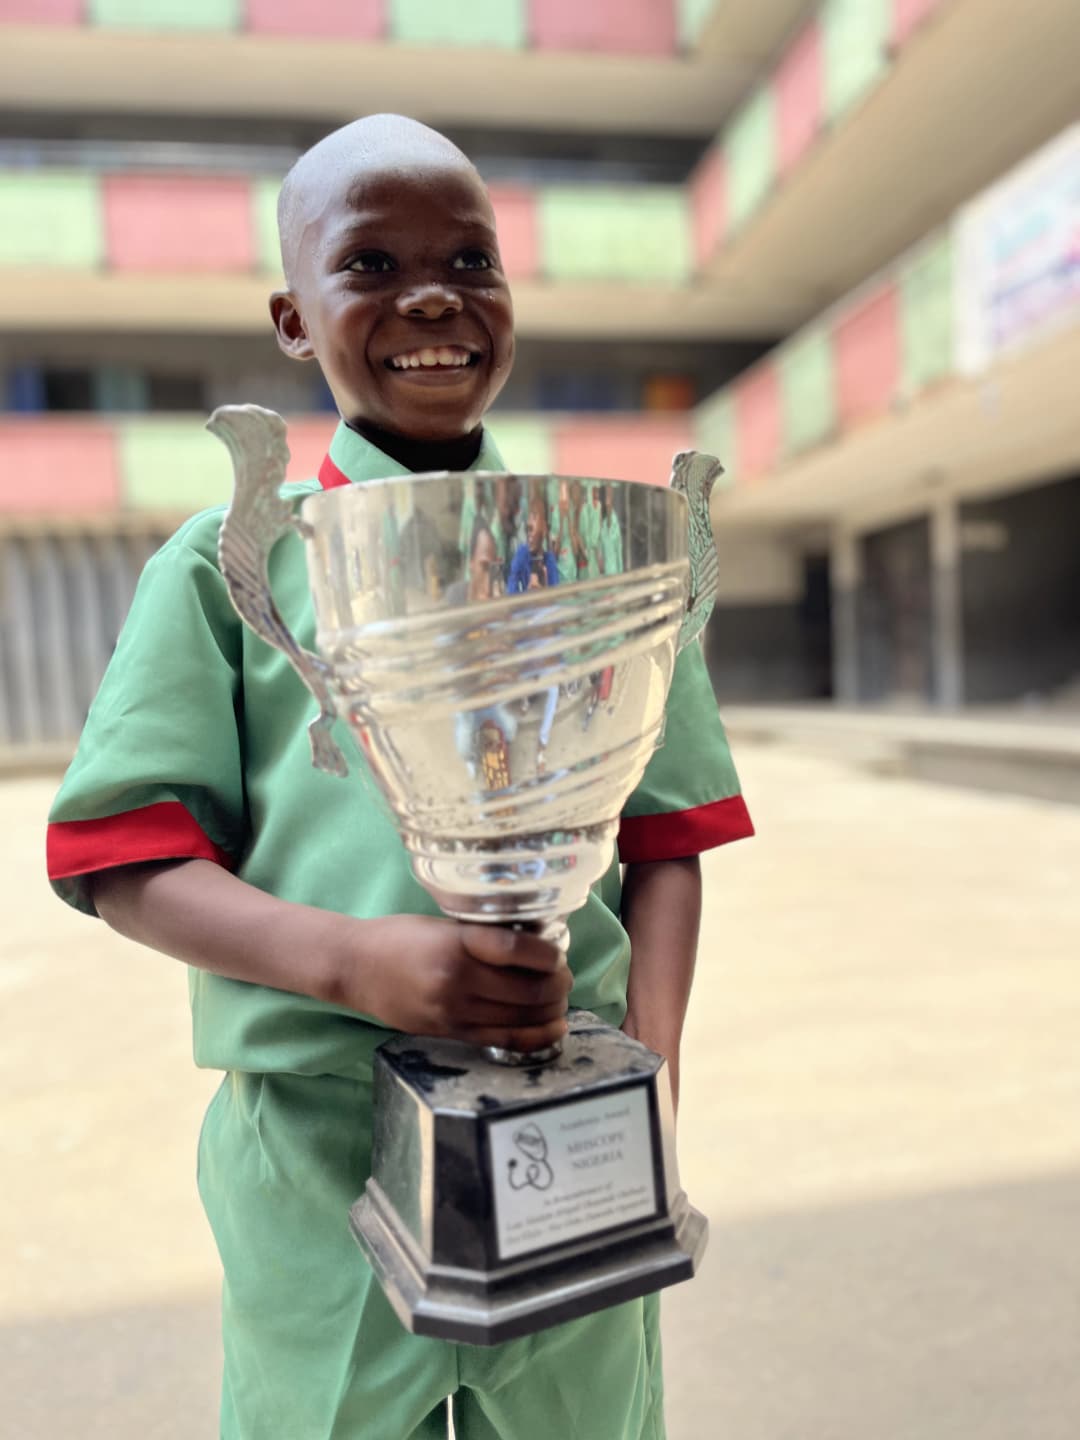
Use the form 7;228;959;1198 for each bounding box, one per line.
210;405;723;1344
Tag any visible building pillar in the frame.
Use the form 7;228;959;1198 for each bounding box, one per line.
930;496;964;708
829;526;860;705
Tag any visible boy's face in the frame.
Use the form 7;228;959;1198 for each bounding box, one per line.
527;502;546;553
273;160;514;442
468;528;498;602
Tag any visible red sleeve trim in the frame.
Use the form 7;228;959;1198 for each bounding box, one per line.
319;453;350;490
618;794;754;864
47;801;234;881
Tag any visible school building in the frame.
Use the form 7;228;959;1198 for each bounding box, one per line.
1;0;1078;747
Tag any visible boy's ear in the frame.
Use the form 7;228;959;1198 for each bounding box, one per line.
269;291;315;362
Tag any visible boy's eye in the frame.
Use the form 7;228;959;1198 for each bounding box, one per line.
347;251;395;273
452;249;494;271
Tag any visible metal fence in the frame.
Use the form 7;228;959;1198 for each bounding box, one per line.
0;528;168;746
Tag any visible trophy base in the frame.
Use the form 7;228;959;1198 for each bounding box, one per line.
350;1177;706;1346
349;1011;709;1345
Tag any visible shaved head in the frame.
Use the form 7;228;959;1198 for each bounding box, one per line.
268;112;513;455
277;114;481;285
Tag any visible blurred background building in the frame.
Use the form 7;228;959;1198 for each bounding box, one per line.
0;0;1078;750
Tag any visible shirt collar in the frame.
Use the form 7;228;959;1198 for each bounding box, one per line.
318;421;506;489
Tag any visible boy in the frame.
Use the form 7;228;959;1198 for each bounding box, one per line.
507;482;558;593
551;478;579;585
600;483;624;577
46;114;753;1439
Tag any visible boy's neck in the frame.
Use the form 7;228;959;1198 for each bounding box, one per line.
346;420;484;474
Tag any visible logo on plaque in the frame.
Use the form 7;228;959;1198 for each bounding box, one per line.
507;1122;555;1192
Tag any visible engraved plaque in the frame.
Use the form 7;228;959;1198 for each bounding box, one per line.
489;1088;658;1260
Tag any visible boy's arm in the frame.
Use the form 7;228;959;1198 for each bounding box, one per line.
92;858;570;1053
619;855;702;1112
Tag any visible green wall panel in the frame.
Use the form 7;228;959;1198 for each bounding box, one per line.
253;176;285;275
120;421;234;512
539;187;690;283
694;390;735;487
486;415;553;475
0;173;102;268
677;0;717;47
90;0;240;28
823;0;890;121
390;0;526;48
900;229;955;395
780;330;835;455
726;88;776;233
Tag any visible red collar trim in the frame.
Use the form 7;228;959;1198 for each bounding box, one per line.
319;453;351;490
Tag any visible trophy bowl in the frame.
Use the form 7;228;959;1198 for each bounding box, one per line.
211;405;722;1343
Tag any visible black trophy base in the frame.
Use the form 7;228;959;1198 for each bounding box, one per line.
349;1010;708;1346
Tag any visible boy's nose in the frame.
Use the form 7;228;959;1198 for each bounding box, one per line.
396;282;464;319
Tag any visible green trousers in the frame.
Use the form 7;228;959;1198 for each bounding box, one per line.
198;1071;666;1440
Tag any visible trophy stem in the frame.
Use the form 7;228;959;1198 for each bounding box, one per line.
482;917;570;1067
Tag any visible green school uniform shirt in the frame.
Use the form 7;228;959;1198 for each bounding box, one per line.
579;487;602;579
47;422;753;1082
457;478;477;580
600;508;624;578
553;503;578;586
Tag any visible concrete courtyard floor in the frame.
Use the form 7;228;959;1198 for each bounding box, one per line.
2;744;1078;1439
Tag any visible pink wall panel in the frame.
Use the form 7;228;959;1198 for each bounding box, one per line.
282;417;337;482
553;417;691;486
0;1;83;21
775;21;823;177
835;284;900;429
245;0;383;38
530;0;675;55
690;146;726;268
734;366;781;479
104;176;255;273
0;421;119;514
488;185;539;280
892;0;947;48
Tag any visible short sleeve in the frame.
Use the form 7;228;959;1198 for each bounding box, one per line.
46;516;247;916
618;640;753;863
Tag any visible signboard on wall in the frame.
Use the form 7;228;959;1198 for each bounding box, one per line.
956;125;1080;374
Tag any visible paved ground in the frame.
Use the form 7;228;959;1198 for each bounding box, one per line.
3;744;1079;1439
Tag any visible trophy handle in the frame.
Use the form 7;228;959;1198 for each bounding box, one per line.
209;404;348;778
669;450;723;652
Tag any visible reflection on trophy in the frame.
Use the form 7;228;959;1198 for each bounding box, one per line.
211;405;723;1345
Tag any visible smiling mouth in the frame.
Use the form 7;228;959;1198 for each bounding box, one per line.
386;346;481;372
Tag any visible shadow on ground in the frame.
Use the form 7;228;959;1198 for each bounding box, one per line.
665;1167;1080;1440
5;1170;1078;1439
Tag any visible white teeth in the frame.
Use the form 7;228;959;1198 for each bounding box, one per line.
390;348;474;370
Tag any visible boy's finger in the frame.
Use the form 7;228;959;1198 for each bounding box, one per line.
457;997;569;1029
468;964;573;1008
462;1016;570;1053
460;924;566;973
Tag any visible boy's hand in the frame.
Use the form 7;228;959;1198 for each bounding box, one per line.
90;860;570;1055
335;915;572;1053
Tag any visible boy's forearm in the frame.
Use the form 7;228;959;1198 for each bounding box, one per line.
92;858;360;1007
90;859;572;1051
620;855;703;1107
